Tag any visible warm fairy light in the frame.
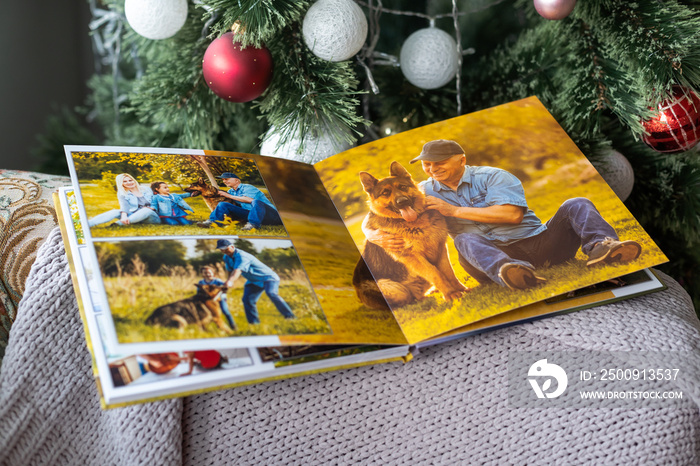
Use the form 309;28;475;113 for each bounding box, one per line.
658;109;668;123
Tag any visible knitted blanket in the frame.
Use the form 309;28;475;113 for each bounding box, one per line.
1;228;699;465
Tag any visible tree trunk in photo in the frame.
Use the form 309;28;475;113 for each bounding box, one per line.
188;155;225;212
189;155;219;187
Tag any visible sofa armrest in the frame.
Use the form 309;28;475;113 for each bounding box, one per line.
0;169;70;361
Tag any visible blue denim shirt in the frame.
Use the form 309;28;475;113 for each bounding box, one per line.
197;278;226;299
117;189;154;214
198;278;225;286
223;249;279;287
227;184;275;212
152;193;193;217
420;166;546;245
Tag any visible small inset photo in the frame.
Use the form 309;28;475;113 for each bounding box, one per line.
93;237;331;345
109;348;254;387
70;150;288;238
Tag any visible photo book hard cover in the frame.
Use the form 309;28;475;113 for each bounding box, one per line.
57;96;668;407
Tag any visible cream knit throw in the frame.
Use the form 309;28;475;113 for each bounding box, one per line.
1;228;699;465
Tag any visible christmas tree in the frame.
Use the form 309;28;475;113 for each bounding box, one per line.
36;0;700;309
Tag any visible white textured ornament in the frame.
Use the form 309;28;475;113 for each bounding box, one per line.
261;127;353;164
399;27;459;90
125;0;188;40
302;0;368;62
596;150;635;201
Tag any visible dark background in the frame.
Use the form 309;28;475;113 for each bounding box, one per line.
0;1;92;171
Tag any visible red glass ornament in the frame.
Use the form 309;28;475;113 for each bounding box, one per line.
642;86;700;153
202;32;273;103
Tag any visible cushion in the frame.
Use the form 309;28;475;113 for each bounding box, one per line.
0;170;70;364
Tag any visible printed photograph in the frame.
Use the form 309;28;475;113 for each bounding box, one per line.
257;344;383;366
244;158;409;346
94;237;331;343
315;97;668;343
108;348;253;387
70;151;288;237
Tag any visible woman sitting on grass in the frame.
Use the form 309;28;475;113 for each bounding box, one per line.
88;173;160;227
151;181;197;226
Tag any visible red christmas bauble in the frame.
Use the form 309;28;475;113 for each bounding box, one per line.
642;86;700;153
202;32;273;103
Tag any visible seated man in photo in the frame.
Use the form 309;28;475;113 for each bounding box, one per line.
364;139;643;290
198;172;282;231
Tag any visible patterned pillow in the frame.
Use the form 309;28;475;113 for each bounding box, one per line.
0;170;71;364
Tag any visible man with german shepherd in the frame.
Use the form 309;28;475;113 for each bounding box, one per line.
197;172;283;231
365;139;642;291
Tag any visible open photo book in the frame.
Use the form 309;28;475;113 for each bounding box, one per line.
58;96;668;407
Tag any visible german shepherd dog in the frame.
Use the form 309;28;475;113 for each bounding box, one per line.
353;161;468;309
184;177;231;211
145;284;231;331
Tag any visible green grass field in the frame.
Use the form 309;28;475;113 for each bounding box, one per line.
106;273;331;343
343;168;667;344
79;182;287;237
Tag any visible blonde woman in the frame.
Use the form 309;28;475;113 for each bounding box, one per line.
88;173;160;227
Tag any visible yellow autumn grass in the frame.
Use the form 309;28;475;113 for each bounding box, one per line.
318;97;668;344
106;262;331;343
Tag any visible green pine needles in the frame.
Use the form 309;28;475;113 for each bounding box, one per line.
37;0;700;308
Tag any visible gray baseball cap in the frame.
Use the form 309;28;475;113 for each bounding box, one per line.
409;139;466;164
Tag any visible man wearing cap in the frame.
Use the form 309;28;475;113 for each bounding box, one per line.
364;139;642;290
198;172;283;231
216;239;295;324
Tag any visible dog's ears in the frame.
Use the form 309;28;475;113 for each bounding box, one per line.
390;161;412;180
359;172;378;193
198;177;204;183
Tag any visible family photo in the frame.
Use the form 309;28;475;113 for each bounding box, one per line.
93;237;331;344
70;151;288;237
316;97;667;342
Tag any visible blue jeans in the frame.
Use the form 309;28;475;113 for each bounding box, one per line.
160;216;192;225
454;198;618;286
209;200;281;228
88;208;160;227
219;294;236;329
241;280;294;324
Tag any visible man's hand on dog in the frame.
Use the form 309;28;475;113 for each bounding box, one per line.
425;195;459;216
365;229;405;253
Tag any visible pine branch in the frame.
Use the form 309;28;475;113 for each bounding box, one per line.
576;1;700;113
550;18;647;138
200;0;310;47
464;20;564;112
92;5;264;152
256;23;365;152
